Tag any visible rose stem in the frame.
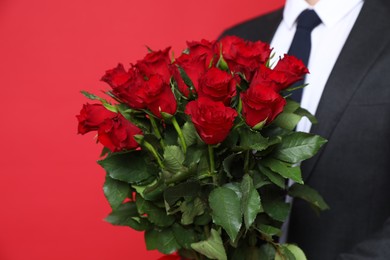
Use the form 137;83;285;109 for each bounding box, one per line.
149;116;165;148
208;145;217;184
142;139;164;169
172;116;187;153
203;225;210;238
244;150;250;175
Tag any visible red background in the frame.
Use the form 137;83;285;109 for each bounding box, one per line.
0;1;284;259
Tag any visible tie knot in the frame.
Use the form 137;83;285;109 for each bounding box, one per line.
296;9;322;31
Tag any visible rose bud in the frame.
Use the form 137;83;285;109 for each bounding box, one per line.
185;97;238;145
76;103;117;134
186;39;217;66
198;67;237;105
220;35;272;80
250;64;290;92
102;64;146;110
241;84;286;128
140;75;177;118
172;52;209;97
97;114;142;152
273;54;309;88
135;47;172;83
101;63;131;88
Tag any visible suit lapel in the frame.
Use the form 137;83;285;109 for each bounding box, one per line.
302;0;390;181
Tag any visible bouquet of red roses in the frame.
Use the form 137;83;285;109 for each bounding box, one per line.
77;36;328;260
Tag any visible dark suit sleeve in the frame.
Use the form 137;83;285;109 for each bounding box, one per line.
337;218;390;259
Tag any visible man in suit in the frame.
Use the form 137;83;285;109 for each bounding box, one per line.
221;0;390;259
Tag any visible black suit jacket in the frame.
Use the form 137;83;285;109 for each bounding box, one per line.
221;0;390;259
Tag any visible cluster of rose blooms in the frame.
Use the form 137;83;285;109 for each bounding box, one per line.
77;36;308;150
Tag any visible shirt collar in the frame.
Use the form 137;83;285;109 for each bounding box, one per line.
283;0;364;29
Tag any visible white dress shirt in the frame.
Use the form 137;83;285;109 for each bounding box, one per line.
273;0;364;243
271;0;364;133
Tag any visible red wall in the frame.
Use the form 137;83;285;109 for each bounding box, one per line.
0;1;284;259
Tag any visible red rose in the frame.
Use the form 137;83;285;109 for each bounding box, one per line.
172;52;208;97
101;63;131;88
157;254;186;260
220;36;271;80
97;114;142;152
186;39;217;66
241;84;286;127
139;75;177;118
135;47;172;83
76;103;117;134
273;54;309;87
185;97;238;145
197;67;237;105
250;64;290;92
101;64;146;109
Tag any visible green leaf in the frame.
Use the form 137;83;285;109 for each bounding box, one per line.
221;128;240;148
283;83;308;93
283;99;301;113
196;151;210;176
98;151;157;184
222;153;244;178
261;158;303;184
252;170;273;189
182;122;198;147
183;145;205;167
180;197;206;225
223;182;242;200
240;175;262;229
191;229;227;260
161;111;174;121
209;187;242;242
132;182;149;197
100;147;110;158
164;181;201;207
258;164;286;189
145;45;154;52
238;128;270;151
172;223;198;249
177;65;196;97
257;224;281;238
103;174;130;209
104;202;152;231
115;103;133;120
272;132;327;164
284;244;307;260
275;245;297;260
145;228;180;254
295;107;318;124
288;183;329;211
81;90;101;101
80;90;117;112
230;246;247;260
231;245;263;260
253;118;267;130
258;243;276;260
272;112;302;131
116;104;151;131
162;126;178;146
217;53;229;71
133;178;167;201
194;212;212;226
136;194;175;227
163;145;185;173
262;198;291;222
271;98;303;130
